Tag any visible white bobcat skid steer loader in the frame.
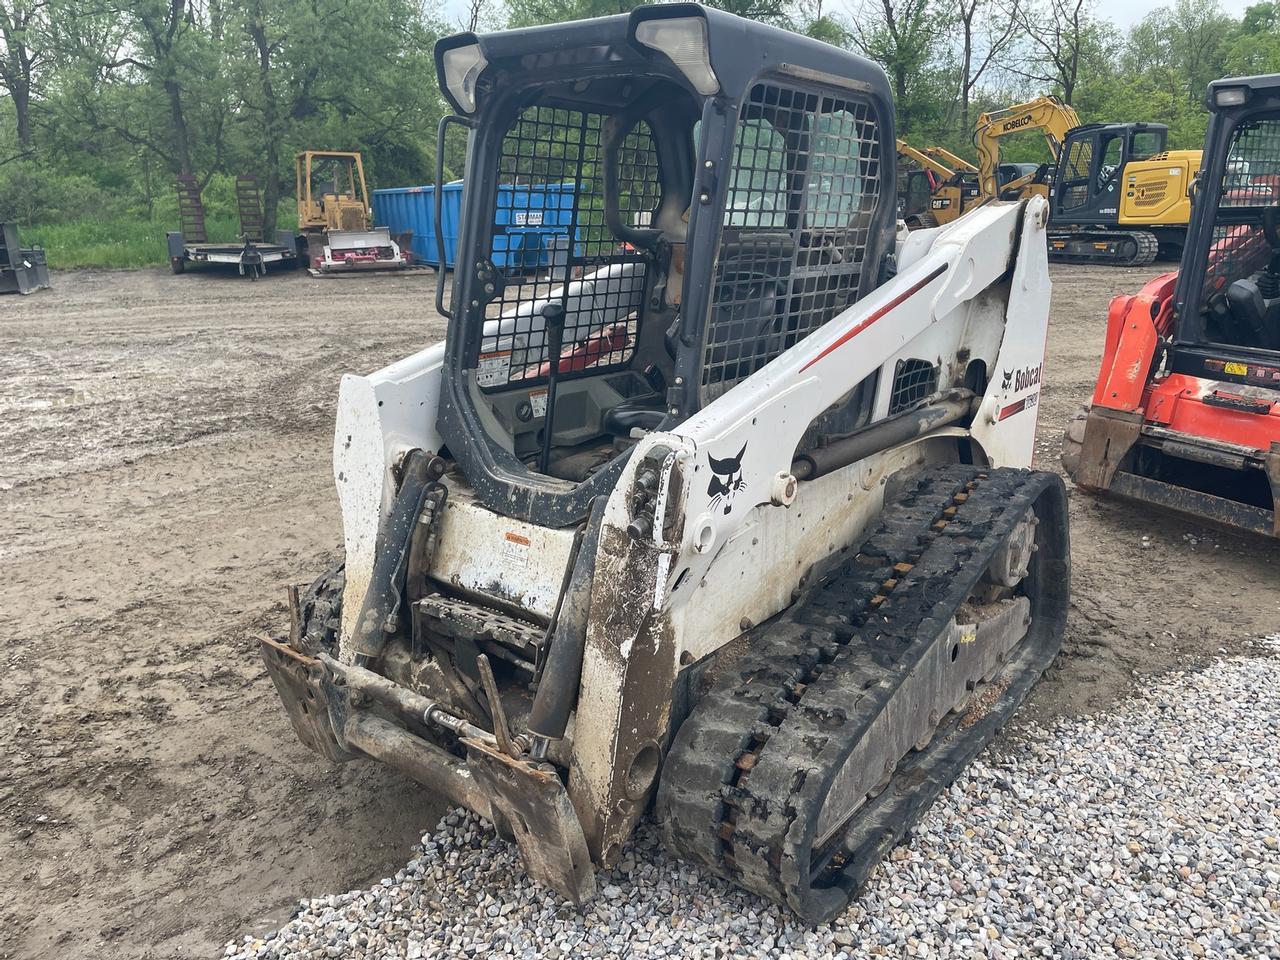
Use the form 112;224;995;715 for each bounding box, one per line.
260;4;1069;923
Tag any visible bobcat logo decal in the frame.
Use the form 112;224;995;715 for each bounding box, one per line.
707;442;747;515
1002;364;1043;393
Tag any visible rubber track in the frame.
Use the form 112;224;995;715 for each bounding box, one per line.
657;465;1069;922
1048;229;1158;267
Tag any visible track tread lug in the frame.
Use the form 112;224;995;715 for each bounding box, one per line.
655;466;1070;922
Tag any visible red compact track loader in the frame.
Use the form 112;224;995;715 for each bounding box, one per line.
1064;75;1280;537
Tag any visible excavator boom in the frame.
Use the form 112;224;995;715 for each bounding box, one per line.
974;96;1081;200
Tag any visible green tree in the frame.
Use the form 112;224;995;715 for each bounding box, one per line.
225;0;446;233
0;0;48;149
1128;0;1234;105
1007;0;1113;105
846;0;940;135
1223;2;1280;79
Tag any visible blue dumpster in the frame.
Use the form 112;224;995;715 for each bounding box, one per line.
372;181;579;269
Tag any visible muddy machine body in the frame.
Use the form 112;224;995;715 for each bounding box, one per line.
262;5;1070;922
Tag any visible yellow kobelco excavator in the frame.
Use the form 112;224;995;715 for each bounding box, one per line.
975;96;1202;266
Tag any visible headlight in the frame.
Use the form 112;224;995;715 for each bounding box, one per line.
442;43;488;114
1214;87;1249;108
634;17;719;96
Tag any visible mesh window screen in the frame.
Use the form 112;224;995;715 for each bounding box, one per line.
701;82;881;401
888;358;939;414
1219;117;1280;208
476;106;658;391
1203;223;1270;302
1203;117;1280;300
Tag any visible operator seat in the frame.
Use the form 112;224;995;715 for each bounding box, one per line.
602;396;666;435
1224;272;1280;351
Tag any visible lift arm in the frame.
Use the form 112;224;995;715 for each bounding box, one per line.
974;96;1081;200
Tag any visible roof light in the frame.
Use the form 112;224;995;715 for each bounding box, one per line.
1214;86;1249;107
634;17;719;96
442;43;488;114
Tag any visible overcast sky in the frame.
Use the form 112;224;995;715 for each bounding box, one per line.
1108;0;1254;25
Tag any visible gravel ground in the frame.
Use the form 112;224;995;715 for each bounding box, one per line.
225;648;1280;960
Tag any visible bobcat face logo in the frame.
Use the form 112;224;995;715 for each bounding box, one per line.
707;442;747;515
1001;368;1013;391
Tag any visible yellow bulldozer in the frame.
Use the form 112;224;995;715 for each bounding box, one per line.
296;150;409;275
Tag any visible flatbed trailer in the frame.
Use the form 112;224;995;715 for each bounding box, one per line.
166;232;302;277
169;173;303;279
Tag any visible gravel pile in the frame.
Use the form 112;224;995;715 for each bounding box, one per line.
228;655;1280;959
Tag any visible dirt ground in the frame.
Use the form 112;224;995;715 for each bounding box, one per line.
1;263;1277;959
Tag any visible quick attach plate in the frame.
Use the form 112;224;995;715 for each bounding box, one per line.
259;635;352;763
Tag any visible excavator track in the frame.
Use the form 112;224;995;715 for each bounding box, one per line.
657;465;1070;923
1048;229;1158;267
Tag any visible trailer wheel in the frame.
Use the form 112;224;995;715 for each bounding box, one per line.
170;257;185;275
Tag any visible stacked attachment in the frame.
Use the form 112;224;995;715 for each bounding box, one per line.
0;222;51;295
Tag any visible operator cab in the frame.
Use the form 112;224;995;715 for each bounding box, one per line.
899;168;937;221
1176;78;1280;360
998;162;1040;187
1051;123;1167;223
433;5;896;525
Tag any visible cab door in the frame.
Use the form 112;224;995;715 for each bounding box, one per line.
1052;129;1124;226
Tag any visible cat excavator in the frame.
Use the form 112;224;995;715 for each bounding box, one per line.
897;140;1046;230
976;96;1202;266
260;5;1070;923
895;140;979;228
1064;75;1280;538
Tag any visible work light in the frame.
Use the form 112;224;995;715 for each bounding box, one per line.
633;17;719;96
443;43;488;114
1214;87;1249;107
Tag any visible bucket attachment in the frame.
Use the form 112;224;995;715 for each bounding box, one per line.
465;739;597;904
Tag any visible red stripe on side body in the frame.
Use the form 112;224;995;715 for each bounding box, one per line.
998;398;1028;421
799;263;949;374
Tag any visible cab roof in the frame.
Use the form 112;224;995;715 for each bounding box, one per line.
434;3;892;116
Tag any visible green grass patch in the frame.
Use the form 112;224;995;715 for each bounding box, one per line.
24;209;298;269
24;217;240;269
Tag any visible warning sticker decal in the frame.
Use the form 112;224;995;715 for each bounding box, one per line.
529;388;547;418
477;350;512;387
